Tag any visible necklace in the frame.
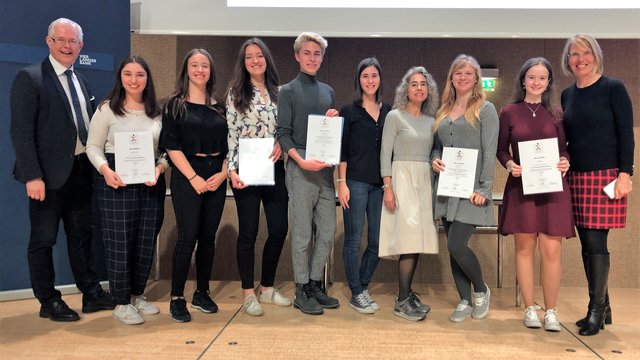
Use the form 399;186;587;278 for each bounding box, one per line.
523;102;542;118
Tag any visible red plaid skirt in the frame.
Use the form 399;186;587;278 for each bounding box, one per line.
567;168;627;229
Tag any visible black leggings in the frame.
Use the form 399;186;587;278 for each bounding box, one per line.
577;227;609;255
443;220;487;302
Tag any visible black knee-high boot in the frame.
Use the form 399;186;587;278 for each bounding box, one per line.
576;252;612;327
579;254;610;336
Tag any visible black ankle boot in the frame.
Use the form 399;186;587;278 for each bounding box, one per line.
576;291;612;327
579;254;610;336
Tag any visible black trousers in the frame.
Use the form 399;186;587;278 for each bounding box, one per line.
233;160;288;289
170;156;226;297
27;154;101;304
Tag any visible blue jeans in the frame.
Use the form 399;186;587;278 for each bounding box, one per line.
342;180;382;295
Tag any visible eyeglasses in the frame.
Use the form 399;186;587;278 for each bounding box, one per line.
568;50;593;60
49;36;80;47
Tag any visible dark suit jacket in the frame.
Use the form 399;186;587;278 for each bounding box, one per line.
10;58;95;190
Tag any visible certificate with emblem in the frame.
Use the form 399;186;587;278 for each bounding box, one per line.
114;131;156;184
239;137;275;185
437;147;478;198
518;137;563;195
305;115;343;165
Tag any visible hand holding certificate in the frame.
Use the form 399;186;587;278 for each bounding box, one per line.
436;147;478;198
305;115;343;165
114;131;156;185
238;138;275;185
518;137;563;195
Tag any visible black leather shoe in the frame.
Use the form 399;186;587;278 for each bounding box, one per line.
40;299;80;322
82;290;116;313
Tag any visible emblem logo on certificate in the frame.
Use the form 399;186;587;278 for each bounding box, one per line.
436;147;478;198
305;115;343;165
114;131;156;184
239;138;275;185
518;137;563;195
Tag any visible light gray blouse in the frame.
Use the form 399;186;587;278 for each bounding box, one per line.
380;109;435;177
430;101;499;226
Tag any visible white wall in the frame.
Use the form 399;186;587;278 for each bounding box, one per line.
132;1;640;38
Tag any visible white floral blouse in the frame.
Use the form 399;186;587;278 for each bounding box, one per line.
226;87;277;171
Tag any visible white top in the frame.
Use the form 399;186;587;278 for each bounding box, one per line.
86;104;167;172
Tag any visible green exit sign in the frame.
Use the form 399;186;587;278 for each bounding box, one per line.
482;79;495;92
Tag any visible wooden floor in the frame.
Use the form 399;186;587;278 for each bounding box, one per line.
1;281;638;359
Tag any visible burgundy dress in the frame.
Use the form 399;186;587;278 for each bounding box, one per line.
496;102;575;237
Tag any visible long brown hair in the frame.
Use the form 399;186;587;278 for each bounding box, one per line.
102;55;160;118
164;48;223;120
511;57;560;121
227;38;279;114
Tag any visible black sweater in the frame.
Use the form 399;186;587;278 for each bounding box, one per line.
561;76;634;175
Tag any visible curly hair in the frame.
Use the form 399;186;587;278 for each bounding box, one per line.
393;66;439;117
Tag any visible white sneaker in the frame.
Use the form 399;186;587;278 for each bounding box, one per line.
113;304;144;325
544;309;562;332
243;294;264;316
472;285;490;319
133;295;160;315
362;290;380;311
523;305;541;328
449;300;473;323
259;288;292;307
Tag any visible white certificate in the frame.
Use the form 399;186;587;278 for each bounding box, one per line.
114;131;156;185
437;147;478;198
518;137;563;195
305;115;343;165
239;138;275;185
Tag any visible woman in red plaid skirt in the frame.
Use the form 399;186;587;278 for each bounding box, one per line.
560;34;635;336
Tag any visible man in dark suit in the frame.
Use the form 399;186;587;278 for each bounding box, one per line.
10;18;114;322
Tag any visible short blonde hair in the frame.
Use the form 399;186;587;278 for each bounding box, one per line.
561;34;604;77
293;32;328;55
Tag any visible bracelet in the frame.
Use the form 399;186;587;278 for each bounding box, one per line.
336;179;346;183
381;184;392;190
188;174;197;181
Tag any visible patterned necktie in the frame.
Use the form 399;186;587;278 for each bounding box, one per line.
64;69;88;145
